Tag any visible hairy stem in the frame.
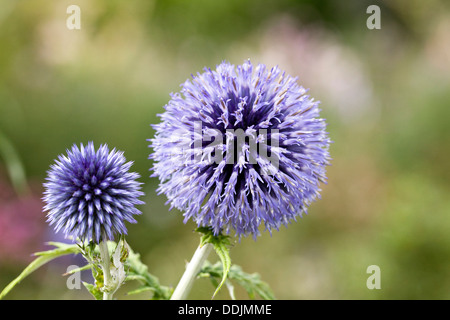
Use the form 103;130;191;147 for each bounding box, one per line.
171;243;214;300
98;239;113;300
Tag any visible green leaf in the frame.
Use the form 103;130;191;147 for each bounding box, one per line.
34;241;80;256
0;242;80;299
124;245;172;300
199;261;275;300
211;240;231;299
127;286;155;296
83;282;103;300
63;264;93;275
196;227;232;299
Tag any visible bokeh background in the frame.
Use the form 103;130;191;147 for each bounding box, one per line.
1;0;450;300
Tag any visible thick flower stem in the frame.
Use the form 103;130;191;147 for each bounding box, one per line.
98;239;114;300
171;243;214;300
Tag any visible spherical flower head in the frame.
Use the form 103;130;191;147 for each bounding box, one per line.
150;60;331;239
43;142;145;243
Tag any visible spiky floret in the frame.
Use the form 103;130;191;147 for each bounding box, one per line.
43;142;144;243
150;60;331;239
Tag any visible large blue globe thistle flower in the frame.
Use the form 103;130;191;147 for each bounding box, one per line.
150;60;331;239
43;142;144;243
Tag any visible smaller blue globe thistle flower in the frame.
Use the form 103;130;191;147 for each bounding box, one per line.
43;142;144;243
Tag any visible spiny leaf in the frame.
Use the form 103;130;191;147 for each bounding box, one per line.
199;261;275;300
211;241;231;299
196;227;232;299
63;264;93;276
127;286;156;296
0;242;80;299
83;282;103;300
124;245;172;300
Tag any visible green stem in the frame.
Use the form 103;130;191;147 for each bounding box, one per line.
98;239;113;300
171;243;213;300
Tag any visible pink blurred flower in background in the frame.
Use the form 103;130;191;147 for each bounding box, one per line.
0;178;46;264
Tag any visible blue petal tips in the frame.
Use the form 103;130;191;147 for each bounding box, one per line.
43;142;145;243
150;60;331;239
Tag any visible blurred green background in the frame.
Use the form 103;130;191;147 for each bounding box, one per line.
1;0;450;299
